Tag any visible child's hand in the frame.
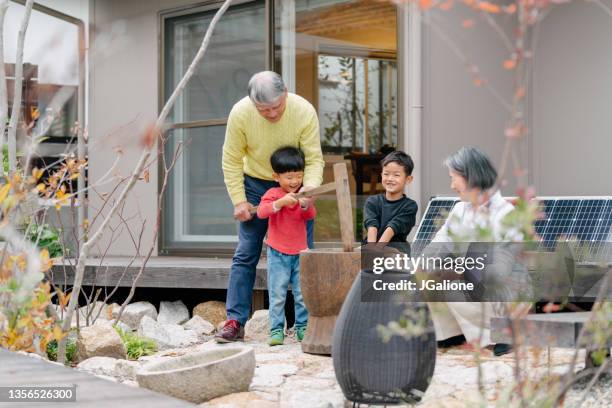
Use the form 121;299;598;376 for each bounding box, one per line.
298;197;310;209
276;193;298;208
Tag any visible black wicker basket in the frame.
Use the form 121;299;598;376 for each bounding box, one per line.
332;270;437;405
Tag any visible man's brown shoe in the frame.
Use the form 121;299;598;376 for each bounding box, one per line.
215;319;244;343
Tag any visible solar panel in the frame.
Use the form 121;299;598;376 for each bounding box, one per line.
412;198;458;253
413;196;612;263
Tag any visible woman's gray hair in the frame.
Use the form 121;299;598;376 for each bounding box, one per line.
247;71;287;105
444;146;498;190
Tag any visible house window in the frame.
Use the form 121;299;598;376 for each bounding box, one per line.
161;1;266;253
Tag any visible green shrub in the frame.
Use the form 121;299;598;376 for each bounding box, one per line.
114;326;157;360
46;337;77;363
27;223;64;258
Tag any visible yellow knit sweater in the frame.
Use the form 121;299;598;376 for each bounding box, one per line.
222;93;325;205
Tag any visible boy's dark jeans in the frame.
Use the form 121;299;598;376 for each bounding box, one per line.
226;174;314;326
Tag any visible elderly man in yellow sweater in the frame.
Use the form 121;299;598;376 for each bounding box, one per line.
215;71;324;342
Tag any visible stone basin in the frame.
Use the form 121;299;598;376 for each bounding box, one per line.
136;347;255;403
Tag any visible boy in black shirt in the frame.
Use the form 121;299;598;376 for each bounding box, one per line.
363;151;418;249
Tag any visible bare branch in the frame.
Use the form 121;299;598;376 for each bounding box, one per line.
0;0;10;178
7;0;34;174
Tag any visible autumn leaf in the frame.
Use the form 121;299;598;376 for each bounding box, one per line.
53;325;67;341
503;59;516;70
477;1;501;13
514;86;526;101
140;124;159;149
504;3;517;14
57;288;72;308
0;183;11;204
419;0;433;10
462;19;475;28
143;169;150;183
40;249;53;272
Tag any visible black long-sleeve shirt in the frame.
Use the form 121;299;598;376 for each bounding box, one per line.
363;194;418;243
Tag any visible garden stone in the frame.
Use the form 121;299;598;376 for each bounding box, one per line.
193;301;226;327
77;356;139;380
183;315;215;336
245;309;269;341
77;323;127;361
158;300;189;325
138;315;198;350
113;301;157;330
113;320;132;333
137;347;255;403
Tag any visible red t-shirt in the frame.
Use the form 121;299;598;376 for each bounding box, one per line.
257;187;316;255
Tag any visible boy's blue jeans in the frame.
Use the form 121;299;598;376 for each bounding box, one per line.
226;175;314;326
266;246;308;332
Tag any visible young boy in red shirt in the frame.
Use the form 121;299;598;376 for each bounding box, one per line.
257;146;315;346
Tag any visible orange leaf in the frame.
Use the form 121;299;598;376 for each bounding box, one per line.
140;124;159;149
143;169;150;183
478;1;501;13
504;3;517;14
473;78;483;87
514;86;526;100
53;325;67;341
419;0;434;10
462;19;475;28
503;59;516;70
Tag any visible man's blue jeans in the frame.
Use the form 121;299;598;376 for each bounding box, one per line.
267;246;308;332
226;175;314;326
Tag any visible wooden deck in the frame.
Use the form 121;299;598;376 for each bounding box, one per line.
0;349;195;407
50;256;267;290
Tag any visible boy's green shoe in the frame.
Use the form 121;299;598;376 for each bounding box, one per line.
268;329;284;346
296;326;307;342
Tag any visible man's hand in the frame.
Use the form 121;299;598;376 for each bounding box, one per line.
298;186;316;209
234;201;254;222
275;193;298;209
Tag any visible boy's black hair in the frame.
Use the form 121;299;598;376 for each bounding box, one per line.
381;150;414;176
270;146;306;174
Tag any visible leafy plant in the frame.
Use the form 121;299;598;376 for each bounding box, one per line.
114;326;157;360
46;337;77;363
26;223;64;258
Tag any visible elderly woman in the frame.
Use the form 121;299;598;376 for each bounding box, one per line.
427;146;514;356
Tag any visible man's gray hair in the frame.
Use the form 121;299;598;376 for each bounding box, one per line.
247;71;287;105
444;146;498;190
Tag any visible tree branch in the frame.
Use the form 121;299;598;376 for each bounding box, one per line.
7;0;34;174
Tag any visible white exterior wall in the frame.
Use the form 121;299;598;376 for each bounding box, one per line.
532;2;612;196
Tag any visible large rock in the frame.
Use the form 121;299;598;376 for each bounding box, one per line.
244;309;270;342
137;347;256;404
138;316;199;350
192;301;226;327
112;301;157;330
158;300;189;325
183;315;215;337
77;322;127;361
77;356;139;380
